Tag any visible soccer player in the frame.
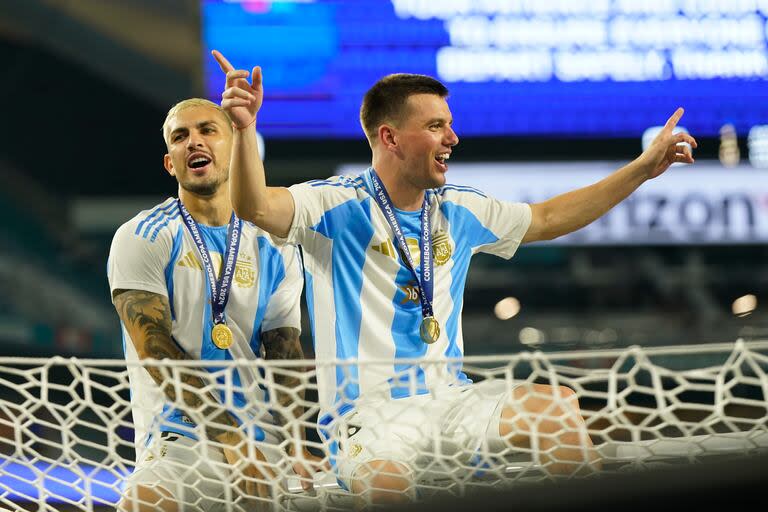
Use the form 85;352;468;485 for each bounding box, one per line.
108;98;322;511
211;50;697;505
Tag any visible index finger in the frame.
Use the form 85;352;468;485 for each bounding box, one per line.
663;107;684;131
212;49;235;73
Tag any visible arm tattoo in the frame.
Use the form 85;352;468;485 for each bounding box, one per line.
113;289;238;439
261;327;304;437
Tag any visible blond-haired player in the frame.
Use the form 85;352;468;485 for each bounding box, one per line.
108;98;322;511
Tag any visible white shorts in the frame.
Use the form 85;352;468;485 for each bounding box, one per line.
328;380;515;489
121;430;284;512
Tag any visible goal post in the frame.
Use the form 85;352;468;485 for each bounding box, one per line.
0;340;766;511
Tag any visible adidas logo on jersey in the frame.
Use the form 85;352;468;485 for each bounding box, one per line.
177;251;204;270
371;238;421;265
371;233;452;266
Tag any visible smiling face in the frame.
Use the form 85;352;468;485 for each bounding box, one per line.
162;103;233;197
389;93;459;189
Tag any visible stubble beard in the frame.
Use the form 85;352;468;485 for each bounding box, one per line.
179;166;229;197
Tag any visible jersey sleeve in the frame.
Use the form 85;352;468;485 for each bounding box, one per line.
260;245;303;333
107;220;172;302
442;188;532;260
285;178;358;245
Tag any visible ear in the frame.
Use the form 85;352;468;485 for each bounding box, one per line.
378;124;397;151
163;154;176;176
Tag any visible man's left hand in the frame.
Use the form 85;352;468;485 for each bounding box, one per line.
289;446;330;491
639;107;698;180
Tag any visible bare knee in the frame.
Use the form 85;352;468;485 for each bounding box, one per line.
502;383;583;439
556;385;579;410
519;383;578;413
502;384;599;474
118;485;178;512
520;383;576;401
351;460;413;506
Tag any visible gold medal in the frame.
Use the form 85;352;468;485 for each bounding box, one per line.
211;323;234;349
419;316;440;345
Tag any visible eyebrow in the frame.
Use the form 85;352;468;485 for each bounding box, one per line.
169;120;220;139
169;127;188;139
425;117;452;126
196;120;219;129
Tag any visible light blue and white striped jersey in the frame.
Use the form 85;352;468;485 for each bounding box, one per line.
286;168;531;424
107;197;303;456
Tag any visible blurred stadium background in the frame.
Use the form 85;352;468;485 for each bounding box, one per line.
0;0;767;509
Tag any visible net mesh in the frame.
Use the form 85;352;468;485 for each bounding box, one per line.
0;340;767;511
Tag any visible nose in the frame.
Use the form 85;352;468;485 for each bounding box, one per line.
445;125;459;147
187;130;204;149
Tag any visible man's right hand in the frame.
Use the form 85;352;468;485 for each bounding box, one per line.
215;430;275;509
212;49;263;129
211;48;296;239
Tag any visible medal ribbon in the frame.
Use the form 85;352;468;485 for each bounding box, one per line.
177;199;241;326
368;169;434;321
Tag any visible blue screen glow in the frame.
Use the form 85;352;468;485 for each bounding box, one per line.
203;0;768;139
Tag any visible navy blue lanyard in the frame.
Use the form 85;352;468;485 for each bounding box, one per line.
177;199;241;325
368;169;434;319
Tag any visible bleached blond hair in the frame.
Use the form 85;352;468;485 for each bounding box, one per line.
162;98;233;145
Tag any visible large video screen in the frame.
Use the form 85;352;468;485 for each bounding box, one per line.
203;1;768;139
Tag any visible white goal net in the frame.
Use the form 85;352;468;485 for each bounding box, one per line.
1;340;767;511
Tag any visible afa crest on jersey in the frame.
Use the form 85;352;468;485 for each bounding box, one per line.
433;231;452;266
235;255;255;288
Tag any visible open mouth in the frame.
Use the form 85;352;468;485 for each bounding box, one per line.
187;153;212;172
434;152;450;171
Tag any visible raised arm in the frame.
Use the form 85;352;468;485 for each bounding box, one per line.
523;108;697;243
212;49;295;238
